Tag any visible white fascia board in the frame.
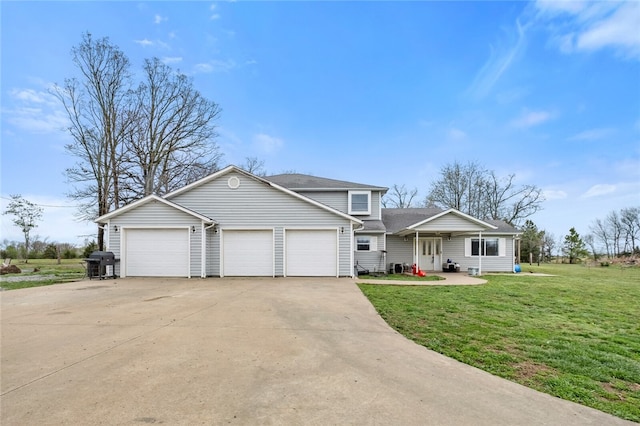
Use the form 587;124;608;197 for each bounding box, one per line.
407;208;498;230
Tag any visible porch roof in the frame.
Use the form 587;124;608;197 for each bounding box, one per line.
356;219;386;233
382;208;518;236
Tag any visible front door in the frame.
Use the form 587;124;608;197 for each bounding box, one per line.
416;238;442;271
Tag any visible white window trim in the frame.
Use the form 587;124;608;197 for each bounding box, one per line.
348;190;371;215
465;237;506;257
355;235;377;252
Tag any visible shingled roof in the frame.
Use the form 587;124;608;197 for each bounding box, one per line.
266;173;387;192
381;208;444;233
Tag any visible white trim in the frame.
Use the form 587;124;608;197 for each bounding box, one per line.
348;190;371;215
406;208;498;231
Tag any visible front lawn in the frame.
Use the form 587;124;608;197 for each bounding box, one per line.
0;259;86;290
358;263;640;422
357;273;444;281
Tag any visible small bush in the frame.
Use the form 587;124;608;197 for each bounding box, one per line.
600;261;610;267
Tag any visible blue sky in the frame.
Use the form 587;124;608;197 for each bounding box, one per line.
1;1;639;248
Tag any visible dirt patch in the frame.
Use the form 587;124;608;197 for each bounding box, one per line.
513;361;557;382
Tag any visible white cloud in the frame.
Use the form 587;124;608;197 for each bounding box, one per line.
194;59;236;74
535;1;640;60
134;38;154;47
448;127;467;140
253;133;284;154
161;56;183;64
154;14;167;24
467;19;529;99
582;184;616;198
567;128;614;141
511;109;553;128
543;189;567;200
5;88;69;134
210;3;220;20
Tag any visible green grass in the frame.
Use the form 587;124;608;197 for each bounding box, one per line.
0;258;86;290
358;273;444;281
358;263;640;422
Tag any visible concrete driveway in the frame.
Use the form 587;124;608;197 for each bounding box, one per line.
1;278;634;425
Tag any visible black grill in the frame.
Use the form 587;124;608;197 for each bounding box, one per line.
85;251;117;279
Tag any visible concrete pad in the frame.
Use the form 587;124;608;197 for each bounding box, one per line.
1;278;634;425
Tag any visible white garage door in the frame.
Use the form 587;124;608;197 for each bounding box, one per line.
223;230;273;276
125;228;189;277
286;230;337;276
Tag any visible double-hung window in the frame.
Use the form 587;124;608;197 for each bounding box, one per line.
356;236;377;252
348;191;371;215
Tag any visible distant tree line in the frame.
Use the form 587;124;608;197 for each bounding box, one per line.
587;207;640;258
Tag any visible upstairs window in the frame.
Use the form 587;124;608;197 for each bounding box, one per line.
349;191;371;215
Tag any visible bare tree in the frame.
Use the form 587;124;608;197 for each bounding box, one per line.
583;234;599;262
54;35;223;249
541;231;556;260
242;156;266;176
589;218;612;258
382;184;418;208
3;195;44;263
620;207;640;253
53;33;131;250
124;58;222;198
606;211;623;257
426;161;544;226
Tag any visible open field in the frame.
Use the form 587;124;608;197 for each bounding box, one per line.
0;259;86;290
359;263;640;422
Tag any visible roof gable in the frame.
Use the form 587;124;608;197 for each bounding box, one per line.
95;195;215;223
382;208;513;235
165;165;363;224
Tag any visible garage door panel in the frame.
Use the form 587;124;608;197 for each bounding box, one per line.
286;230;337;277
223;230;273;276
125;229;189;277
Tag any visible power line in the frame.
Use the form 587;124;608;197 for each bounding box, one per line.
0;196;80;208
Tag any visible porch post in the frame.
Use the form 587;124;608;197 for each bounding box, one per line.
415;231;419;271
478;231;482;275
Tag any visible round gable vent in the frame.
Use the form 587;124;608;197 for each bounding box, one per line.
228;176;240;189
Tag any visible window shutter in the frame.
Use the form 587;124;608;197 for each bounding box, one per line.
499;238;506;257
371;236;378;252
464;238;471;257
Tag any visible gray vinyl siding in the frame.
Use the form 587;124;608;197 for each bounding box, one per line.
296;190;382;220
385;234;515;273
106;200;203;278
297;191;348;213
460;235;516;273
385;235;414;269
354;233;387;273
413;214;486;232
170;171;354;276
